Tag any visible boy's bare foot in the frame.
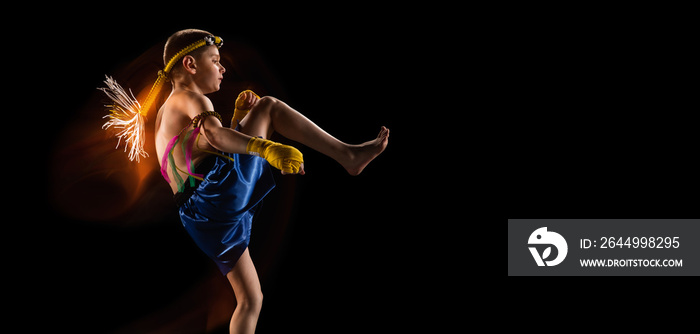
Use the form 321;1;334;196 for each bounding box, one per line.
343;126;390;176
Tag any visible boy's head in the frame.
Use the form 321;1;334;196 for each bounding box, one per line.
164;29;225;93
99;29;225;161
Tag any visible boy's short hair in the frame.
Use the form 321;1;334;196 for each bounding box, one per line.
163;29;213;69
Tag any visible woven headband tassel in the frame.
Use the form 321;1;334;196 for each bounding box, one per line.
98;35;223;162
99;76;148;162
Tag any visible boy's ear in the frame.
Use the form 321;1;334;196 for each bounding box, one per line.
182;55;196;74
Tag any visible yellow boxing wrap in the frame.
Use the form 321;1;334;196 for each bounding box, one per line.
231;90;261;125
246;137;304;174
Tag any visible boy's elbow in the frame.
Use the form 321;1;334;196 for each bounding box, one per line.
202;126;224;150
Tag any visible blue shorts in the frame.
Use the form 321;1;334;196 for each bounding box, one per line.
178;150;275;275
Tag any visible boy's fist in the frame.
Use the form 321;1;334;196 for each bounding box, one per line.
232;90;261;124
235;90;260;111
246;137;305;175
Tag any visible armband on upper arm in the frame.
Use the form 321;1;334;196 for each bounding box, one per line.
192;111;222;127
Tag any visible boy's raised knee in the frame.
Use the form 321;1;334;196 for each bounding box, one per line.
256;96;278;108
248;96;280;122
247;96;278;117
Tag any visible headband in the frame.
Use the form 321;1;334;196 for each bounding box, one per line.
99;35;224;162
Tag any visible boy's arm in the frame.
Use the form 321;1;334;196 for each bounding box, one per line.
194;93;304;174
200;117;251;154
180;90;250;154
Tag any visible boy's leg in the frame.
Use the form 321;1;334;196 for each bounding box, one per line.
226;248;263;334
239;96;389;175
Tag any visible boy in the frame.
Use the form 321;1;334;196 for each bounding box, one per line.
103;29;388;333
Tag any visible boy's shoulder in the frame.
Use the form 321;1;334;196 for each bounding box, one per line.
167;89;215;118
171;89;214;108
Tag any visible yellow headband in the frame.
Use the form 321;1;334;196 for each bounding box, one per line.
99;35;223;162
142;35;223;118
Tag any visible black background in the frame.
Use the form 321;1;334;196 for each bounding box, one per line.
27;7;436;333
505;13;698;219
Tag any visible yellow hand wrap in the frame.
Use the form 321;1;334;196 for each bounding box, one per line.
246;137;304;174
232;90;260;125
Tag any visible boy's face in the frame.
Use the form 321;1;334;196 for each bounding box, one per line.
193;45;226;94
